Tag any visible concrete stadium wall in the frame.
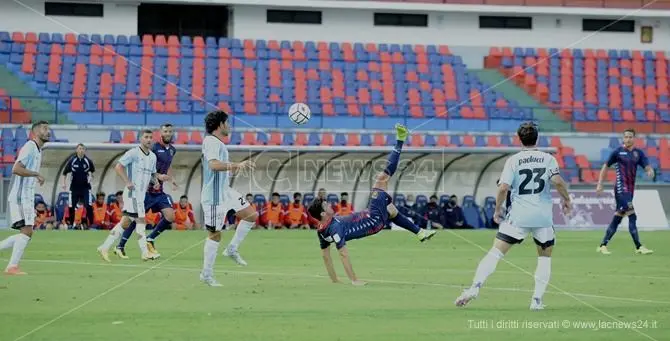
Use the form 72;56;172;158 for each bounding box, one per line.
1;1;668;51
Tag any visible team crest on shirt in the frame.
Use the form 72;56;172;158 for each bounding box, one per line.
371;191;379;199
633;150;639;161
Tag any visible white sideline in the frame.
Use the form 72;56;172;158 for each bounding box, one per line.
7;257;670;306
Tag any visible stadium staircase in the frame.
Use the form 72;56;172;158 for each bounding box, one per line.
0;65;64;123
472;68;571;132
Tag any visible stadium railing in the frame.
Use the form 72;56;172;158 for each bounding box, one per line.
3;95;670;133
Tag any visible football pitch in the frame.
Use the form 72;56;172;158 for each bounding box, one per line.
0;229;668;341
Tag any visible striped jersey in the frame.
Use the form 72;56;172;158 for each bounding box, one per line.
606;147;648;194
499;149;560;228
117;146;157;199
201;135;230;205
8;140;42;203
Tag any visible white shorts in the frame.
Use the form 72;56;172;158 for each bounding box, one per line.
202;188;250;231
122;194;145;219
497;221;555;248
9;200;36;228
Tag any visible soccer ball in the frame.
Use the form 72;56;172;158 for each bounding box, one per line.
288;102;311;125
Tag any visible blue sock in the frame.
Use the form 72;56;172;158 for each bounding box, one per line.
384;140;404;176
147;218;171;241
628;214;642;249
117;222;136;249
392;212;420;234
600;215;622;246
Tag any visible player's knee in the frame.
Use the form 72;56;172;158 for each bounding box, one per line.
208;231;221;242
537;244;553;257
21;227;33;238
163;209;175;222
386;204;398;218
239;208;258;222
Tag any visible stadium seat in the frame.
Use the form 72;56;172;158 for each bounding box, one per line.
302;193;315;206
461;195;483;228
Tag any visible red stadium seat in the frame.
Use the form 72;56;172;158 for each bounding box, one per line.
175;131;190;145
242;132;256;145
295;133;308;146
121;131;136;144
190;131;203;145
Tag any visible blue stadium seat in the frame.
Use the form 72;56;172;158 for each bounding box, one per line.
254;194;266;207
109;130;121;143
461;195;483;228
279;194;290;206
326;193;339;205
483;196;496;228
439;194;450;207
55;192;69;222
302;193;315;206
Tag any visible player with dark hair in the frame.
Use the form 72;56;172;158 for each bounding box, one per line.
596;128;654;255
200;110;258;286
307;124;436;286
97;129;171;262
0;121;49;274
455;122;571;310
115;123;178;259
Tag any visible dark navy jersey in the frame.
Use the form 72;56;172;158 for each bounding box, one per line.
62;155;95;190
607;147;648;194
317;210;384;249
149;142;176;193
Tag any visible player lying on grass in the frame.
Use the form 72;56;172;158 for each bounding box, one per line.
307;124;436;286
455;122;571;310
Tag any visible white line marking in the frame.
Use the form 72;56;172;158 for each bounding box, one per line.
10;257;670;306
11;241;203;341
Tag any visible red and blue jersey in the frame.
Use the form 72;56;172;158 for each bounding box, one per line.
317;210;385;249
607;147;648;195
148;142;176;193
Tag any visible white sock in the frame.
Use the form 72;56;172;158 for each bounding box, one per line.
8;234;30;267
0;234;18;251
202;238;219;277
228;220;254;251
135;223;148;255
472;247;504;288
99;223;123;250
532;256;552;299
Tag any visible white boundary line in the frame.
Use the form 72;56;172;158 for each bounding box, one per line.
7;257;670;306
10;241;203;341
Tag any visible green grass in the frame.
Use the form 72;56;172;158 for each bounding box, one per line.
0;230;668;341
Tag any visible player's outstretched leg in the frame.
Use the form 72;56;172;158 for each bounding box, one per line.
629;214;653;254
99;221;127;262
455;239;510;307
223;207;259;266
1;227;32;275
388;206;436;242
597;214;622;255
115;221;136;259
147;217;171;257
